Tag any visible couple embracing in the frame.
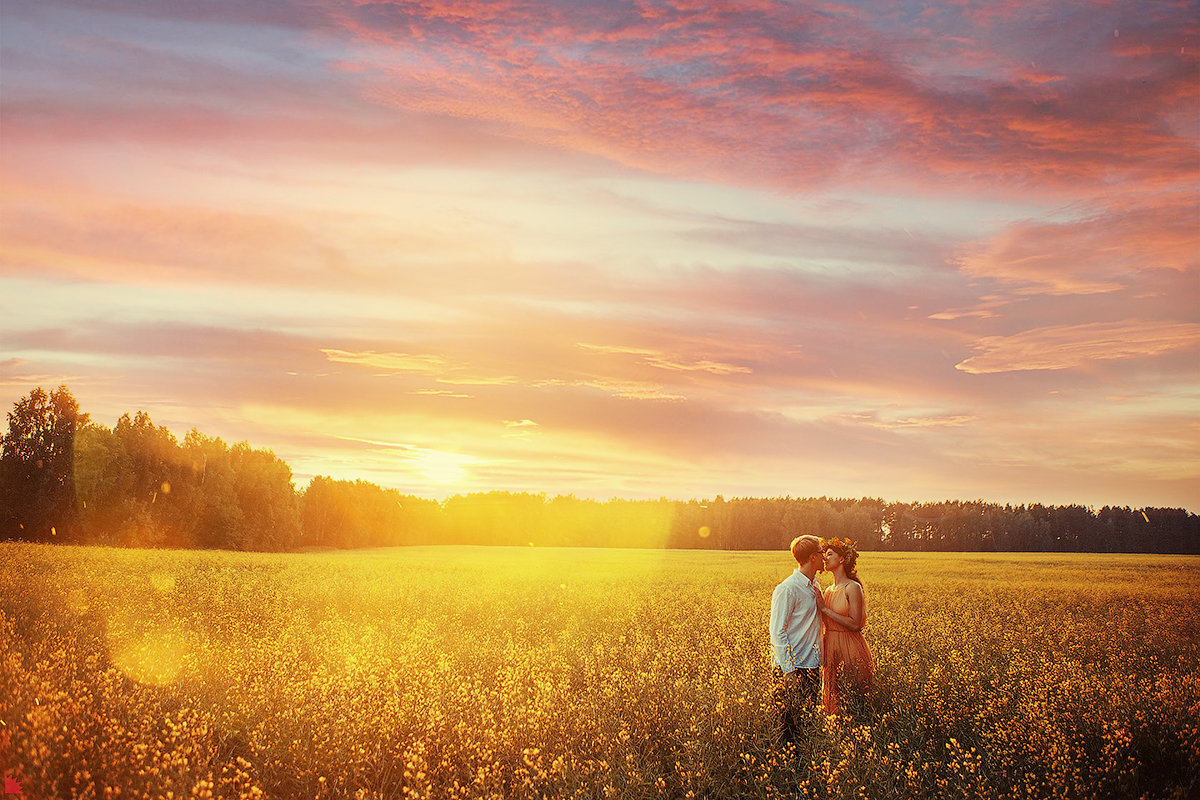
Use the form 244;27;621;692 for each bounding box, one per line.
769;535;874;743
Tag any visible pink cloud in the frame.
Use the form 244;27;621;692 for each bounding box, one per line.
298;0;1199;193
955;320;1200;374
0;201;337;286
5;1;1194;196
951;190;1199;296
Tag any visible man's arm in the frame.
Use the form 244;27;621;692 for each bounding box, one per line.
769;583;797;674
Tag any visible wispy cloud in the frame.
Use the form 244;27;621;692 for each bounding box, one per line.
577;343;752;375
834;410;979;430
436;376;520;386
321;349;448;373
956;320;1200;374
411;389;472;398
532;378;686;402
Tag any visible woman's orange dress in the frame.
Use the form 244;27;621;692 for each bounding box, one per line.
822;582;874;714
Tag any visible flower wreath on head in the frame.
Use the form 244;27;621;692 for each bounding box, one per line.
820;537;859;565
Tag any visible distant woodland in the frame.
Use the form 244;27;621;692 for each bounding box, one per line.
2;386;1197;553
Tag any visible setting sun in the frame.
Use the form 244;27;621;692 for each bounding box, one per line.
412;449;475;486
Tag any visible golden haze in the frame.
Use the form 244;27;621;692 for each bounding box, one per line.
1;545;1197;799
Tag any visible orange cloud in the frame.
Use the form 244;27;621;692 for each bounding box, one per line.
502;419;540;439
436;376;520;386
956;320;1200;374
412;389;472;398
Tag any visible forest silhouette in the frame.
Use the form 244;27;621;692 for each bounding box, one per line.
2;385;1196;553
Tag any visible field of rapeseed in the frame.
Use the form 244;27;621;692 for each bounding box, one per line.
1;543;1197;799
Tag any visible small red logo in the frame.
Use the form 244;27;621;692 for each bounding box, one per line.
4;775;22;795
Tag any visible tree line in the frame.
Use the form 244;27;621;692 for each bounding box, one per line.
2;386;1197;553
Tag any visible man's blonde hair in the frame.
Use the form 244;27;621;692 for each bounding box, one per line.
790;534;822;564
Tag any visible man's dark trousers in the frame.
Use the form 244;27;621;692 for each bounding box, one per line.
773;666;820;745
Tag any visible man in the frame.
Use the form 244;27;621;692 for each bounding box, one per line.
769;534;825;746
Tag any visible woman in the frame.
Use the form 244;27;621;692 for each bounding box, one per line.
816;538;874;714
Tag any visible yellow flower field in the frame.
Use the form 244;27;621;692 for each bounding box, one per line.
1;544;1197;799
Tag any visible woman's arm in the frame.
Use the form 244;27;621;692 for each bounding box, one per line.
813;584;827;666
820;583;865;631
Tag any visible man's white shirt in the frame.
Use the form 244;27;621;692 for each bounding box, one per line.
769;568;821;672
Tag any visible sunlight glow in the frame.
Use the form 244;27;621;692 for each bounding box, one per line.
413;449;476;486
107;620;191;687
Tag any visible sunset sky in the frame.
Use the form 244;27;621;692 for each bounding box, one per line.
2;0;1197;509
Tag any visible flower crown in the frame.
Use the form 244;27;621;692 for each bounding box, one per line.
820;537;859;562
